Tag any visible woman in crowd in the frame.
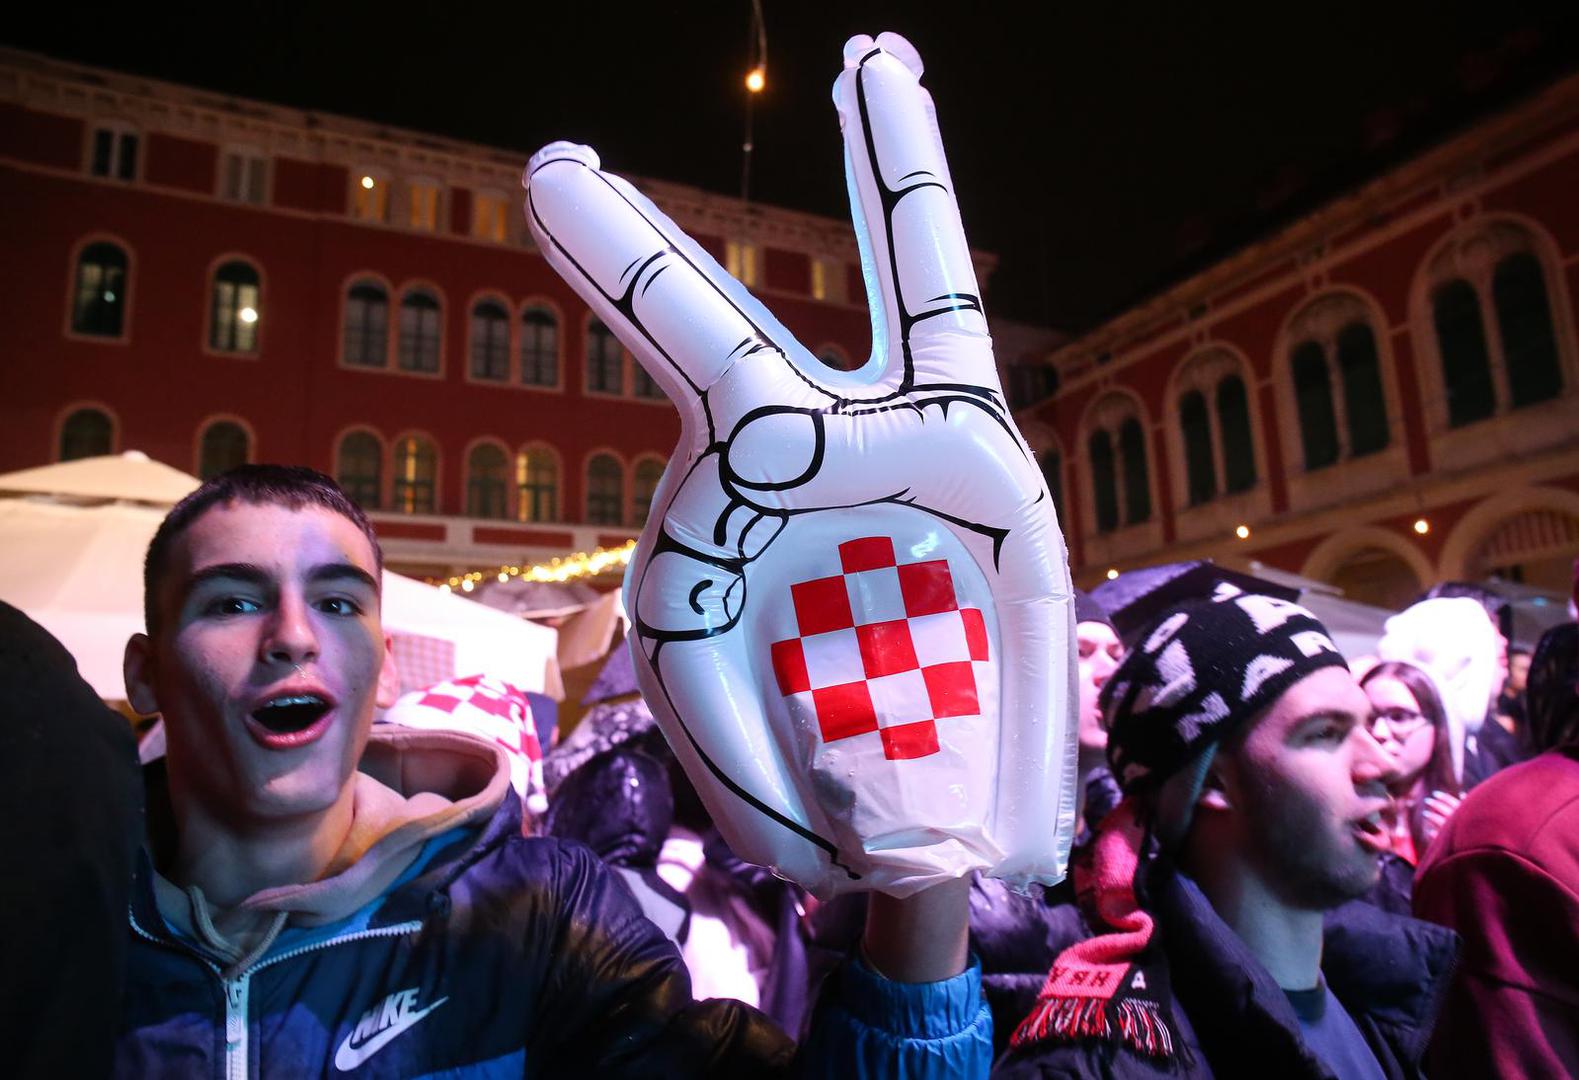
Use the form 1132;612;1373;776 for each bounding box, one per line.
1361;661;1462;864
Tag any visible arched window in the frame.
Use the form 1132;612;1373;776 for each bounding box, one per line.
1493;252;1562;408
520;306;559;387
1336;324;1389;456
197;420;249;479
71;242;128;337
1293;340;1340;470
392;435;437;514
469;299;510;381
632;364;665;400
632;458;665;526
586;319;623;394
1118;418;1150;526
1433;278;1494;428
466;443;509;519
1088;430;1119;534
209;260;261;354
515;446;560;523
343;279;389;367
1179;390;1215;506
586;453;624;524
1216;375;1256;493
397;289;441;374
1039;448;1065;526
336;430;383;509
59;408;113;461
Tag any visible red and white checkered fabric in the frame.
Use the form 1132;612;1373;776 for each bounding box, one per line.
382;674;547;817
770;536;991;761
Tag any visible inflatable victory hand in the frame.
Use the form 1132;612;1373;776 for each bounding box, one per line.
523;32;1076;897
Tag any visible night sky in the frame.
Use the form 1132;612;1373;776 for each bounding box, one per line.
9;2;1576;331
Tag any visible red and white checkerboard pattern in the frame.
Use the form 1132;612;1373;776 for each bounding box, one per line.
769;536;990;761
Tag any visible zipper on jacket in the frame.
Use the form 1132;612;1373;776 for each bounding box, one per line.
223;974;250;1080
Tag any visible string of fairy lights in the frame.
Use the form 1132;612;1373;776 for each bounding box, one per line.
431;539;637;593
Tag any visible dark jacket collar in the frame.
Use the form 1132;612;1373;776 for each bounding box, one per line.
1149;863;1458;1075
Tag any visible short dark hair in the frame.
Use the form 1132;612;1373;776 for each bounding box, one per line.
143;465;383;636
1527;623;1579;753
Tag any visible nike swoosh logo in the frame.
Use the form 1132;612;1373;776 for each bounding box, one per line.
333;996;448;1072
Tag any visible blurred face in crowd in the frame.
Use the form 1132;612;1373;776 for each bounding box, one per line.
1207;667;1393;910
1076;621;1123;752
1363;676;1435;790
126;502;399;830
1508;651;1531;695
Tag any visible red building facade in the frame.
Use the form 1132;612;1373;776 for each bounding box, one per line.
1;49;1001;578
1018;71;1579;610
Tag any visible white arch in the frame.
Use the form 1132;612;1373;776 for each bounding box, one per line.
1300;525;1435;593
1439;484;1579;580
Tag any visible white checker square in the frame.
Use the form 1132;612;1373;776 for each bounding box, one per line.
846;566;909;626
909;610;970;668
865;668;932;729
800;627;866;688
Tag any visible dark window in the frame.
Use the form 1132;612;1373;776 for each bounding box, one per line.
398;291;441;374
336;431;383;509
466;443;509;519
197;421;249;479
1493;253;1562;408
1119;418;1151;525
1292;341;1340;470
632;459;665;526
343;280;389;367
1039;449;1065;526
1179;390;1216;505
1089;430;1119;533
221;151;268;203
58;408;112;461
586;320;624;394
520;307;559;386
209;260;261;354
1336;322;1388;456
90;128;137;180
71;242;128;337
586;453;624;524
632;364;666;400
469;299;510;381
516;448;559;523
1432;278;1495;427
392;436;437;514
1216;376;1257;493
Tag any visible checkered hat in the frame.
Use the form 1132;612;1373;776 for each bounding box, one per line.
1101;588;1348;793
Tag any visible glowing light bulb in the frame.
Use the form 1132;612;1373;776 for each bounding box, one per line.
438;583;451;593
497;571;509;583
461;579;474;592
745;68;766;93
1106;568;1119;581
360;175;375;189
1235;524;1251;540
238;306;258;324
1413;518;1430;535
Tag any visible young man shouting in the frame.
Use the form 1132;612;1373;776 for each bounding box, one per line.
998;591;1458;1079
118;466;988;1077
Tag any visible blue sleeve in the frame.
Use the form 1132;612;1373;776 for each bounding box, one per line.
799;953;992;1079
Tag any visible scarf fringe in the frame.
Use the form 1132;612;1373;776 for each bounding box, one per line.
1010;995;1176;1059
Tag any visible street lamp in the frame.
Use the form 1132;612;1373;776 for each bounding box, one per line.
745;67;766;94
740;0;767;201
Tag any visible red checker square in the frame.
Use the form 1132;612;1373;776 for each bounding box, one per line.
792;575;854;635
469;692;518;720
770;638;811;695
922;662;980;718
840;536;896;573
417;692;464;713
961;608;990;662
881;720;940;760
452;674;484;687
898;560;959;617
856;619;919;678
811;681;879;742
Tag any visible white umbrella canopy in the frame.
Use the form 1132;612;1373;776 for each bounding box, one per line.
0;450;201;506
0;497;560;700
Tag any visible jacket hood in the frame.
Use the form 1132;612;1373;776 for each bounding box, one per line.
144;727;510;969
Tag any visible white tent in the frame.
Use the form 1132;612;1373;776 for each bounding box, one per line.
0;464;560;700
0;450;203;506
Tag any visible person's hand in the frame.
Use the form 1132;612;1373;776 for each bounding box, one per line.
1420;790;1463;849
522;33;1074;899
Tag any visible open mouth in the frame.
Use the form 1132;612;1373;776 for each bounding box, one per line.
252;694;332;734
1350;811;1391;854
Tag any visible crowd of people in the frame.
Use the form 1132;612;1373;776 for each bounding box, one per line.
2;463;1576;1077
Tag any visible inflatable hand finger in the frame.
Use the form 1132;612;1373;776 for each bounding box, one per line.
524;32;1076;897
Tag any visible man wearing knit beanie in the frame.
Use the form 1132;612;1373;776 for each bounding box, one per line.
998;588;1459;1079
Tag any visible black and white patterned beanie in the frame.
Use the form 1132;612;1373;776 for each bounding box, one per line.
1101;587;1349;797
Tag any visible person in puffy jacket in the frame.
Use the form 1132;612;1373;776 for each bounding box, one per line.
997;592;1458;1080
117;465;991;1078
